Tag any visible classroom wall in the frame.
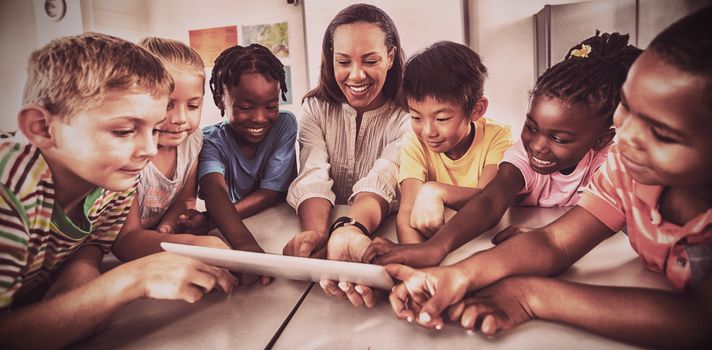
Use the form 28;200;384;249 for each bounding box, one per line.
144;0;307;128
467;0;592;136
302;0;466;90
0;0;306;132
1;0;706;136
0;0;35;132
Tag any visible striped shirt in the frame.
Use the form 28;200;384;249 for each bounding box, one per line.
0;141;134;309
579;145;712;290
287;97;410;211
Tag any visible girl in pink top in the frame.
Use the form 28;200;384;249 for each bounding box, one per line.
384;7;712;348
368;32;640;267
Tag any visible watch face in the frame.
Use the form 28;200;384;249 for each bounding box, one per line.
45;0;66;21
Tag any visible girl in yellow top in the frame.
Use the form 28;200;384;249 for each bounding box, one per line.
394;41;512;244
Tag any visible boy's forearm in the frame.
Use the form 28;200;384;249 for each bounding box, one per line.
199;174;260;250
455;227;571;291
207;200;260;250
429;191;510;254
44;245;103;299
234;189;283;219
429;163;525;253
434;183;482;209
0;265;139;349
525;277;712;349
396;210;425;244
113;229;191;260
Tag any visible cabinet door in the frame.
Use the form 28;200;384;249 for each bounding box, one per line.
534;0;636;78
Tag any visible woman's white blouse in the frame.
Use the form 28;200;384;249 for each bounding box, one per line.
287;97;410;212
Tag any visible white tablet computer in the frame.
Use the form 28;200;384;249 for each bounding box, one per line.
161;242;394;290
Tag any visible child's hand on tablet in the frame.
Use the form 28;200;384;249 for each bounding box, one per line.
129;252;237;301
446;276;534;335
385;264;469;329
366;238;447;268
283;230;328;258
235;243;272;286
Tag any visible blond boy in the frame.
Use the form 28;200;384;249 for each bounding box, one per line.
0;33;235;348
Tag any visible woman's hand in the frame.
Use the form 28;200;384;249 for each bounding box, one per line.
320;226;381;307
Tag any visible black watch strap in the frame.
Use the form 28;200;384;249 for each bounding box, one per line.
329;216;370;236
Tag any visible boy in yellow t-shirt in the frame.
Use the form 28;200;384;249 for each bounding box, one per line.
393;41;511;244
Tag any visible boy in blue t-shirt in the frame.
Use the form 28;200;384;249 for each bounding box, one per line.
197;44;297;283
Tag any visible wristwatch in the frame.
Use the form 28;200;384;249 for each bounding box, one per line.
329;216;370;236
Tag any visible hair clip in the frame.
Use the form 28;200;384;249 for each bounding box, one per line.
570;44;591;58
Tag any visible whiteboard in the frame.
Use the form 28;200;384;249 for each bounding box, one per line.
302;0;465;90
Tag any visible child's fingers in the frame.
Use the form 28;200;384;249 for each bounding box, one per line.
282;239;295;256
297;239;316;258
157;224;173;234
460;301;485;329
384;264;418;282
415;309;445;330
389;284;413;320
417;293;453;329
446;300;466;321
188;270;218;294
320;279;345;298
460;301;502;336
362;240;391;264
179;284;207;304
198;264;236;292
339;281;364;307
354;284;377;308
239;272;259;286
215;268;238;293
425;220;443;237
481;314;500;336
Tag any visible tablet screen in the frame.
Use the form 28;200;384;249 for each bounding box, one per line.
161;242;394;289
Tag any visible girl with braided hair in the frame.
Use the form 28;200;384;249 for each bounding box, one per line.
368;31;642;268
385;7;712;347
197;43;297;285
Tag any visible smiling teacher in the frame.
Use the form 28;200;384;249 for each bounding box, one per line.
282;3;409;307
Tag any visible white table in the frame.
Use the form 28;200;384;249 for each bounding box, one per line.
272;206;672;350
73;203;672;349
73;203;312;349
